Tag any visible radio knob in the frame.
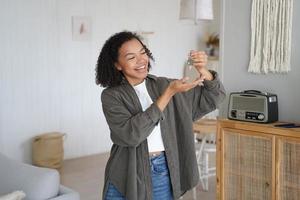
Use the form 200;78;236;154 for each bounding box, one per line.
231;110;237;118
258;114;265;120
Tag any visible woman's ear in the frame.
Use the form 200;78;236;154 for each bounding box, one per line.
114;62;122;71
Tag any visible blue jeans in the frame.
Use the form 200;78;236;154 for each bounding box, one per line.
150;152;173;200
104;152;173;200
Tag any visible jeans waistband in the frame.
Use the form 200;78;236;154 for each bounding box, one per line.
149;151;164;158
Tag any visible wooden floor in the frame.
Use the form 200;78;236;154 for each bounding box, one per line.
59;152;216;200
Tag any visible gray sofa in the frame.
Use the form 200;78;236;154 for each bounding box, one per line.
0;153;80;200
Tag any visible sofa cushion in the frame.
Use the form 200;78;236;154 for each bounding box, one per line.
50;186;80;200
0;153;59;200
0;191;26;200
0;191;25;200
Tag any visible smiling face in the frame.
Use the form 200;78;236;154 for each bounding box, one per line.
115;39;149;86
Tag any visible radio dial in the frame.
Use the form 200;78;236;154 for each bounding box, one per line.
258;114;265;120
231;110;237;118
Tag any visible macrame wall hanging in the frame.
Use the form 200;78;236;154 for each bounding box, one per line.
248;0;294;74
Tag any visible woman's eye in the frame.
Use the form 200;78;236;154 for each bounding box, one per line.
141;51;146;54
127;57;135;60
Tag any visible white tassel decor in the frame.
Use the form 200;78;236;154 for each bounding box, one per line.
248;0;293;74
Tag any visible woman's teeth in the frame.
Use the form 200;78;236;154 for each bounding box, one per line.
136;65;145;70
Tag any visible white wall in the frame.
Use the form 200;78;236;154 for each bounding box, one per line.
0;0;207;162
220;0;300;122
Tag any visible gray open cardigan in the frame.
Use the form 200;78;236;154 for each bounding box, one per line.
101;72;225;200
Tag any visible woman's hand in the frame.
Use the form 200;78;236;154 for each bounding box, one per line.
155;77;204;112
190;50;213;81
167;77;204;95
155;51;214;112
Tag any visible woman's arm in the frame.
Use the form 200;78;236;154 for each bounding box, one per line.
156;51;217;114
191;71;226;121
155;77;203;112
102;78;204;147
187;50;226;120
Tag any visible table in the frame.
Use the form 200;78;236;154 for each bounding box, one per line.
193;118;217;135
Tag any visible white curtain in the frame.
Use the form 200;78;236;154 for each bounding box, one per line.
248;0;294;74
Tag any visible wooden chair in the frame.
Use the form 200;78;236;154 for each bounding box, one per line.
193;118;217;191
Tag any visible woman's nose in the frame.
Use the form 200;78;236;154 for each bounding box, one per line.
136;54;146;63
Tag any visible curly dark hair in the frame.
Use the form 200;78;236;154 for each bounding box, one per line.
95;31;154;88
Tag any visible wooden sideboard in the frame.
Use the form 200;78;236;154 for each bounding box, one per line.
216;119;300;200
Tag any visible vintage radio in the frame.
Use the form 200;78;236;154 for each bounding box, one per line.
228;90;278;123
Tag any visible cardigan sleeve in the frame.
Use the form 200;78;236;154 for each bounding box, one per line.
190;70;226;121
101;89;164;147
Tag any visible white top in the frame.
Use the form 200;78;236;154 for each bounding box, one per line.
133;80;165;153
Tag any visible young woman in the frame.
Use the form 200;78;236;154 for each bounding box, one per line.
95;31;225;200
